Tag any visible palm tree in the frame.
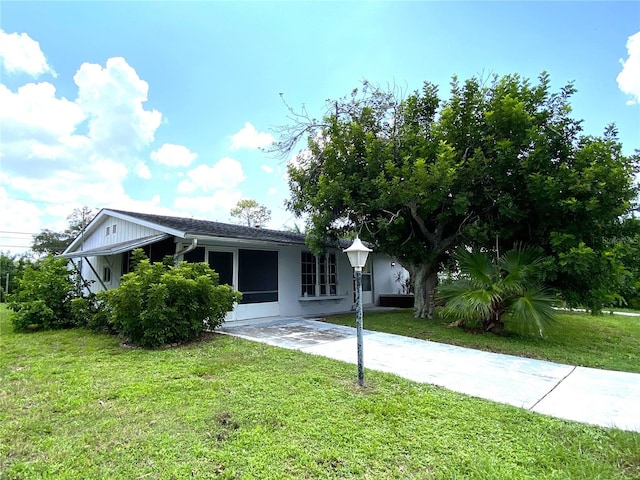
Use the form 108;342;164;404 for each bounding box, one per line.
437;245;558;336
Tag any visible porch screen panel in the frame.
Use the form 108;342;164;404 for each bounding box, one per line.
208;251;233;287
184;247;205;263
238;249;278;304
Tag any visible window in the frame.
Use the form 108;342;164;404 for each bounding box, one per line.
112;224;117;234
319;253;337;295
105;226;110;236
301;252;337;296
301;252;316;296
103;266;111;283
362;259;372;292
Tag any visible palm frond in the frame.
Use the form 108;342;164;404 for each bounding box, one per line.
505;285;558;336
439;281;499;324
501;244;545;289
454;249;495;286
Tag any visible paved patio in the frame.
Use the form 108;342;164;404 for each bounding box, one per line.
219;316;640;432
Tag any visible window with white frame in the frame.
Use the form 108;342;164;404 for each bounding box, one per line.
301;252;316;296
301;252;337;296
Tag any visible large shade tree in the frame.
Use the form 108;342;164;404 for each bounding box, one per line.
274;73;638;318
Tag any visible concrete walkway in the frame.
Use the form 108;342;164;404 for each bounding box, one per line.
219;317;640;432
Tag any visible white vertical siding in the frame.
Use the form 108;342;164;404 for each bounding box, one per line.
77;254;124;294
79;217;163;251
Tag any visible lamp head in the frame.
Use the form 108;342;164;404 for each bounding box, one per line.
344;236;372;270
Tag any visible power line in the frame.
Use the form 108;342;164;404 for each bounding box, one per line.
0;231;37;235
3;195;65;206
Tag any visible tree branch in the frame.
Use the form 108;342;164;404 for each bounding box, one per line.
407;201;436;244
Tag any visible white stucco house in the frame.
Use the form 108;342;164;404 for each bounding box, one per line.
61;209;406;321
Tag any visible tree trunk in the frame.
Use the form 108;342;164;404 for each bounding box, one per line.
482;319;505;335
483;305;505;334
411;264;439;319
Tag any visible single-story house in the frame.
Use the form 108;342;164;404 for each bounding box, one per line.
61;209;406;321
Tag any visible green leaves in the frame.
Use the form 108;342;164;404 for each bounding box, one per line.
438;245;557;336
9;255;80;331
101;258;241;348
276;73;637;317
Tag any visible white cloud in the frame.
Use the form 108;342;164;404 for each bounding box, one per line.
74;57;162;155
268;187;277;195
150;143;197;167
0;82;85;145
0;30;56;77
0;187;43;253
229;122;274;150
135;162;152;179
261;165;274;174
174;157;247;222
174;189;243;221
617;31;640;105
0;55;165;246
177;157;245;194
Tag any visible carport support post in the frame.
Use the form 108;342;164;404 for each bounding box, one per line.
355;267;364;387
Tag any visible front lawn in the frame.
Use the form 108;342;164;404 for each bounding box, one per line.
1;305;639;479
324;309;640;373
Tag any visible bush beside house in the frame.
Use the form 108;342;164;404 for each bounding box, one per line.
8;251;240;348
100;258;241;348
9;255;82;331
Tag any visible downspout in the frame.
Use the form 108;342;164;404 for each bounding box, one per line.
173;238;198;265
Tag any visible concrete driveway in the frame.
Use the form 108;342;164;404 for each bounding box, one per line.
219;317;640;432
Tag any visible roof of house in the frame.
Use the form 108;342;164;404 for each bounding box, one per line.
63;208;355;257
108;209;310;245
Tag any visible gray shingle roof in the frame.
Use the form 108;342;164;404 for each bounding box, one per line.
108;209;310;246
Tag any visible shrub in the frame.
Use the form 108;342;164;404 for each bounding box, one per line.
102;258;241;348
70;294;114;333
9;255;79;331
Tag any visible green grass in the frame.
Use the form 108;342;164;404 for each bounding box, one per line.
1;304;639;479
324;309;640;373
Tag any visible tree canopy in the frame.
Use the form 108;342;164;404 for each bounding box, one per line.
274;73;639;317
32;207;96;255
230;199;271;228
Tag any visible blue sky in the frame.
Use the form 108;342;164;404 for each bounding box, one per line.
1;1;639;253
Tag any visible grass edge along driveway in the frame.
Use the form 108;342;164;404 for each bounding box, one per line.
323;309;640;374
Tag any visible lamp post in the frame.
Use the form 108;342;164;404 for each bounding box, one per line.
344;236;372;387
